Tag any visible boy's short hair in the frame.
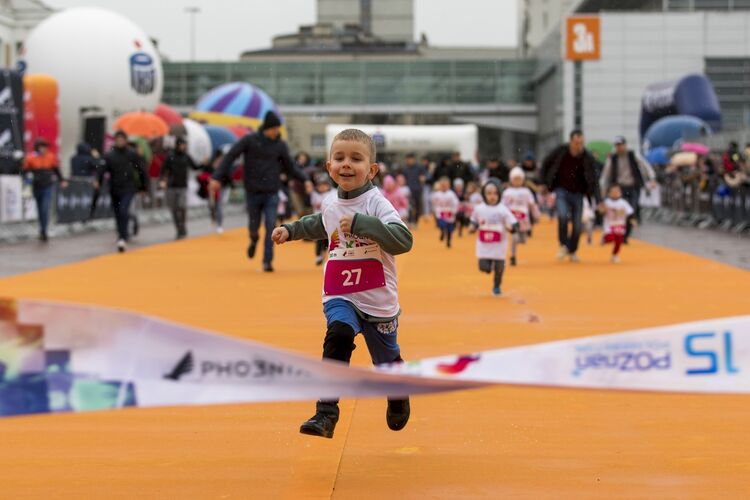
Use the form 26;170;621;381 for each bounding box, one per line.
331;129;376;164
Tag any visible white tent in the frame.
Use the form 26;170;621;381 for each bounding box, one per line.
325;124;478;162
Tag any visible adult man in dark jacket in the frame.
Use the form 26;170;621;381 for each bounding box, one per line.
95;130;148;253
160;137;197;239
541;129;600;262
70;143;101;178
210;111;311;271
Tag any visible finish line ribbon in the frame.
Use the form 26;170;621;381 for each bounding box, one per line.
0;298;747;417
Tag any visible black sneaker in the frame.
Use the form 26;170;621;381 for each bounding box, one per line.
263;262;274;272
386;397;410;431
510;256;517;266
300;412;338;439
247;241;257;259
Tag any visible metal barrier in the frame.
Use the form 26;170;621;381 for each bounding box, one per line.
0;175;246;243
651;174;749;233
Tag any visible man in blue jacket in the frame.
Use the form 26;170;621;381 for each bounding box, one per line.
210;111;312;271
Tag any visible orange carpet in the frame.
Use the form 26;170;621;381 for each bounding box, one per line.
0;219;748;499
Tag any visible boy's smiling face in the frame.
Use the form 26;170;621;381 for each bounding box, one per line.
327;140;378;192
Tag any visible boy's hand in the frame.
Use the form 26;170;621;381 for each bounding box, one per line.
339;214;354;234
272;226;290;244
631;219;639;228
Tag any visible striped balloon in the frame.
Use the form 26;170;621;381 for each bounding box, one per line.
193;82;282;128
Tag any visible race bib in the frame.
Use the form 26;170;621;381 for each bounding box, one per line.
511;210;527;221
478;224;503;243
324;244;386;295
610;224;626;236
439;210;455;221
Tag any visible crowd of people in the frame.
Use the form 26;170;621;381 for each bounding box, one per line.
20;120;650;264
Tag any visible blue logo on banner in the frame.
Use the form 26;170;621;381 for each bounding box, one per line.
684;332;740;375
129;52;155;95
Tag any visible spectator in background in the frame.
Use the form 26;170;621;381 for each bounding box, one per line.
70;143;101;178
96;130;148;253
599;136;655;242
399;152;427;227
210;111;312;272
23;138;67;242
160;137;197;239
480;156;509;185
722;141;743;175
541;129;600;262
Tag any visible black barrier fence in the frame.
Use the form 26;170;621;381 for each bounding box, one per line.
56;178;113;224
657;175;750;233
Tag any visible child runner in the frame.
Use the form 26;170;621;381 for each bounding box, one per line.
599;184;634;263
470;180;518;296
272;129;413;439
310;173;336;266
501;168;539;266
276;189;289;225
382;174;410;222
430;176;460;248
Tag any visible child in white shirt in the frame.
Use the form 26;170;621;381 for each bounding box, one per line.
310;174;336;265
470;180;518;296
273;129;413;439
598;184;635;263
501;168;539;266
430;176;460;248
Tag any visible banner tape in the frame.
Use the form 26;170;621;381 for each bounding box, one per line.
0;298;747;417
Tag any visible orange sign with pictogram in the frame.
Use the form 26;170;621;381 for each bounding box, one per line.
566;16;600;61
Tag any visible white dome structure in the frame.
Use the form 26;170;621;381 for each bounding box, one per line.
21;7;163;169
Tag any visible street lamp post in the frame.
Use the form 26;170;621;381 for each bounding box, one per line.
185;7;200;62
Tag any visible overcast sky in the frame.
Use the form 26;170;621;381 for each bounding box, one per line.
44;0;518;61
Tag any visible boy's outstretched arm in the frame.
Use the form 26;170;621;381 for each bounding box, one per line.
350;214;413;255
281;213;327;242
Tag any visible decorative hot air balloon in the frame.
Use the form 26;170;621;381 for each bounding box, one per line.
190;82;285;136
182;118;211;165
203;125;237;153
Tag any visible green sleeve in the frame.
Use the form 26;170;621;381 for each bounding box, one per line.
351;214;413;255
283;213;327;241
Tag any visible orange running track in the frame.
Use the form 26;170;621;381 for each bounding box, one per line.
0;220;748;499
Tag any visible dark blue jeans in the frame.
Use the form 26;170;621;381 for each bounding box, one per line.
33;185;53;236
555;188;584;254
621;186;640;241
111;191;135;241
246;192;279;264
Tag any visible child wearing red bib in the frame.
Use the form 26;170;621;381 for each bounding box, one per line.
599;184;634;264
272;129;413;439
470;180;518;296
501;167;540;266
430;176;460;248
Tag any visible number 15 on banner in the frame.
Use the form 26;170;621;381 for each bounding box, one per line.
566;16;601;61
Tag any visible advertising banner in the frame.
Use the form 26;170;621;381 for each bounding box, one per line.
0;298;747;418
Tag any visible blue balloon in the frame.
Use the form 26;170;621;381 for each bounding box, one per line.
645;146;670;166
643;115;711;151
203;125;237;153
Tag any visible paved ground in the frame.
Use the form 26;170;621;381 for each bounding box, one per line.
0;219;748;498
0;212;248;278
635;221;750;270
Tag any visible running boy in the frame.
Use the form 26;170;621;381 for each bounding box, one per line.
470;180;518;296
501;168;539;266
599;184;634;263
430;176;460;247
272;129;413;439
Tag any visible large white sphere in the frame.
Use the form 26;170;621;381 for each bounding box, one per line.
22;7;163;169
